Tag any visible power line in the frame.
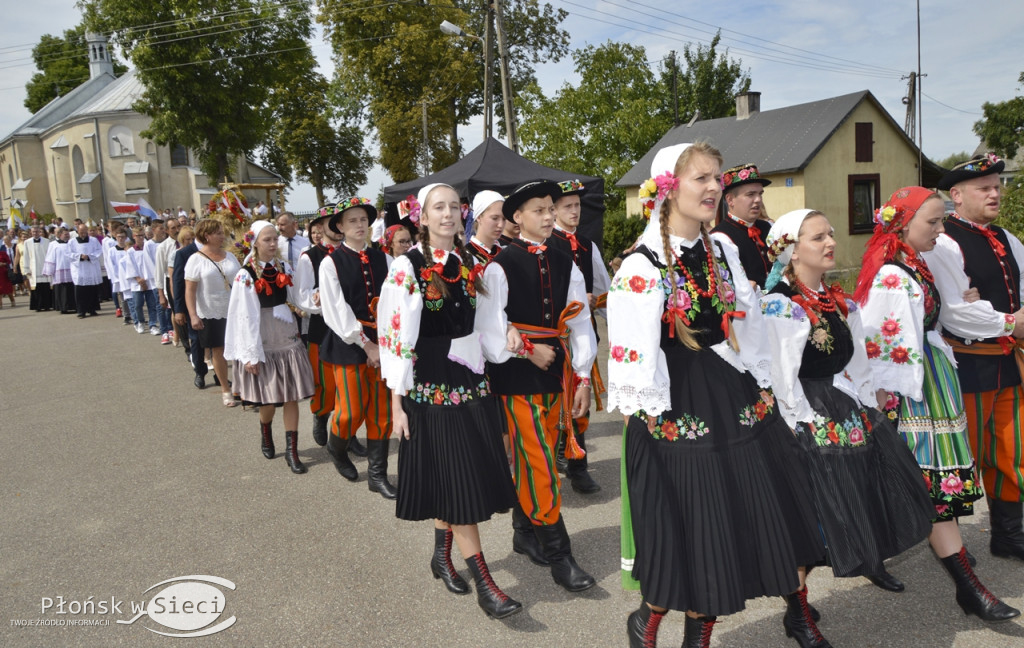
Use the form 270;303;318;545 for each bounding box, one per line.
921;92;983;116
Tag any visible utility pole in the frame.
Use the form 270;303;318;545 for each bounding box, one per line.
492;0;518;153
422;99;430;176
483;4;494;140
902;71;917;141
670;51;680;127
916;0;924;185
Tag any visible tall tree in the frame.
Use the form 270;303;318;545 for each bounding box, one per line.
662;32;751;124
936;151;972;170
974;71;1024;159
80;0;313;182
318;0;568;183
517;41;672;212
24;24;127;114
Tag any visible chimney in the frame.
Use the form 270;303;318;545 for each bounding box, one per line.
86;32;114;80
735;91;761;120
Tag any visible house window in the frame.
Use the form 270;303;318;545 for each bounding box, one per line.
855;122;873;163
848;173;880;234
170;144;188;167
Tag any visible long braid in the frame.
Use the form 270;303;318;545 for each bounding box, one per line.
701;224;739;351
659;195;701;351
454;233;487;296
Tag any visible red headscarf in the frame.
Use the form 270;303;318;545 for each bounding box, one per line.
853;186;938;304
381;224;404;251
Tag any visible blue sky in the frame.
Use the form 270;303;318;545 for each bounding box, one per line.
1;1;1021;211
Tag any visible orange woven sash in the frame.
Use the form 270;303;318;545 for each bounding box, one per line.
944;335;1024;379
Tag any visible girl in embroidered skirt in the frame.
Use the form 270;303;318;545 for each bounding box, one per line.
609;143;826;648
854;187;1019;621
377;183;520;619
225;220;315;475
760;209;935;602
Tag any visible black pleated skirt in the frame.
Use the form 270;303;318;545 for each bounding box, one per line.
625;347;825;616
797;378;934;577
396;394;517;525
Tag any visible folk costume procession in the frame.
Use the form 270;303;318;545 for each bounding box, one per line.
8;148;1024;647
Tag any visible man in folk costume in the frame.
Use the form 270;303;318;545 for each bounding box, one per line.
478;180;598;592
21;225;52;311
319;197;396;500
294;205;366;457
543;179;611;494
710;163;774;289
922;153;1024;561
67;223;102;318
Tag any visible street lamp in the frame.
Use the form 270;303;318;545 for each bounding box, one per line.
440;20;478;41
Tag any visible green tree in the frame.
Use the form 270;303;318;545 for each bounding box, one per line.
25;24;127;114
974;71;1024;159
997;177;1024;241
517;41;672;212
936;151;972;170
663;32;751;124
318;0;568;183
81;0;313;182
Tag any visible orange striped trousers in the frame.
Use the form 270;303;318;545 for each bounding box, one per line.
330;363;392;441
965;386;1024;502
502;393;563;526
308;343;337;418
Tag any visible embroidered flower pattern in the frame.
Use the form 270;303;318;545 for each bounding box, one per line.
378;327;415;361
874;272;918;297
809;323;834;354
409;379;489;406
739;390;776;426
611;274;659;295
645;412;710;442
387;268;417;295
610;345;643;364
866;312;921;366
1004;314;1016;334
922;469;982;522
803;410;873;448
761;297;807;321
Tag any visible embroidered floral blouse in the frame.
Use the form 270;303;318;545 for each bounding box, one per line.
224;260;298;367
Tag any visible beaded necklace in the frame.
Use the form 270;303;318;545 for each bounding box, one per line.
670;243;718;299
792;276;839;314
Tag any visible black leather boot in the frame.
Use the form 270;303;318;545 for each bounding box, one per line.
940;546;1020;622
311;413;329;447
783;587;832;648
284;430;307;474
260;421;275;459
326;434;358;481
511;502;548;566
566;433;601;494
989;498;1024;561
865;566;905;592
465;552;522;619
681;615;717;648
348;435;368;457
626;603;665;648
533;516;595;592
555;430;568;474
366;439;397;500
430;527;470;595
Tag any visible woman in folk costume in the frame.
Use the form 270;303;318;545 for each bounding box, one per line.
609;142;826;648
854;187;1019;621
466;190;505;265
377;183;520;619
760;209;935;599
225;220;315;475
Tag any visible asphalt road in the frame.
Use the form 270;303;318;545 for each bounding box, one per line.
3;302;1024;647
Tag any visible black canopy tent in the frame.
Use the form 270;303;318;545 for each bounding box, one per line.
382;137;607;247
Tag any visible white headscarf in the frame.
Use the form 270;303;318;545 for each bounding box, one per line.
417;183;456;212
250;219;274;238
638;143;692;261
764;208;817;290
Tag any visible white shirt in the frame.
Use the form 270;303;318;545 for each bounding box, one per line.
184;252;240;319
278;233;310;268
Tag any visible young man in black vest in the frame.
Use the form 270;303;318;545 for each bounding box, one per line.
479;180;597;592
923;155;1024;561
710;163;773;288
320;198;396;499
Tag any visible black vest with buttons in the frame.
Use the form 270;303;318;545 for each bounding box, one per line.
488;239;572;396
943;218;1022;391
303;245;329;345
711;216;772;288
321;245;387;366
243;263;288;308
547;227;594;293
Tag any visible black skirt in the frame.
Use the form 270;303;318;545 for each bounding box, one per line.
396;394;516;526
197;317;227;348
796;378;934;578
625;346;824;616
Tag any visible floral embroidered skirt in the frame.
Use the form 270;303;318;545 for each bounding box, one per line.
622;346;824;616
396;362;517;525
887;343;982;522
796;377;934;578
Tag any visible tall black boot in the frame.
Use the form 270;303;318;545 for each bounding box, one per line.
430;528;470;595
555;430;568;474
260;421;275;459
326;434;358;481
626;603;665;648
465;551;522;619
989;497;1024;561
566;433;601;494
681;615;717;648
284;430;307;474
348;435;368;457
940;546;1020;621
783;586;832;648
533;516;595;592
511;502;548;566
311;413;329;447
366;439;397;500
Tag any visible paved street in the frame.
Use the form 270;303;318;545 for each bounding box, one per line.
3;303;1024;647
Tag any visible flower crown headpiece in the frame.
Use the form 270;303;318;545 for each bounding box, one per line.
399;194;421;226
637;172;679;220
956;152;1001;174
873;204;904;229
767;233;795;263
721;164;762;189
557;179;585;194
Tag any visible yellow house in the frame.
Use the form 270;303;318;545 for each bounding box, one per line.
0;33;281;225
617;91;945;270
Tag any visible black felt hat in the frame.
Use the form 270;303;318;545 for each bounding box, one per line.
501;180;561;221
721;163;771;193
937;154;1005;191
327;197;378;235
